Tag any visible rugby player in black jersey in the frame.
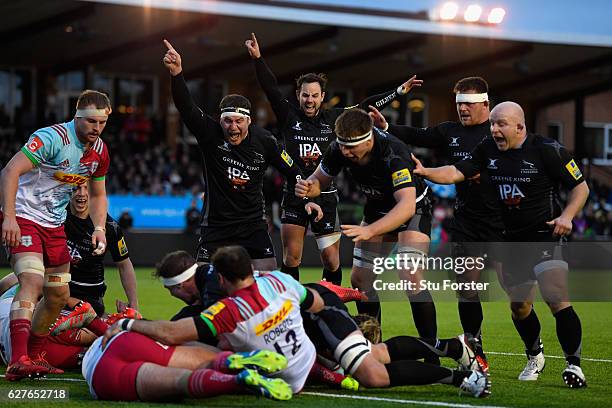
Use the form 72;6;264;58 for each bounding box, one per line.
413;101;589;388
369;76;502;361
246;33;421;283
296;109;438;357
65;184;139;316
163;40;318;271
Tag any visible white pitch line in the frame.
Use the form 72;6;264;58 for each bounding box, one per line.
0;375;85;382
302;392;510;408
487;351;612;363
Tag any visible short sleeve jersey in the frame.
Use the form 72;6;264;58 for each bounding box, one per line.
197;271;315;385
16;120;109;227
320;128;429;218
454;134;584;235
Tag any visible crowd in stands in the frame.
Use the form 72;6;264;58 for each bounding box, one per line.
0;111;610;239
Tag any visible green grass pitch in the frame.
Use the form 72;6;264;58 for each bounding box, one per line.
0;266;611;407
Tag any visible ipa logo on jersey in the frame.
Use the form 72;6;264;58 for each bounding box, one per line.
27;136;44;153
281;150;294;167
255;300;293;336
565;159;582;180
391;169;412;187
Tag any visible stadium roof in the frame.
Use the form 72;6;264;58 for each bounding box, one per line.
2;0;612;109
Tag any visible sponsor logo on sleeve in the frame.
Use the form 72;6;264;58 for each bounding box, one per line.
565;159;582;180
118;237;128;256
202;301;226;320
27;136;44;153
281;150;294;167
391;168;412;187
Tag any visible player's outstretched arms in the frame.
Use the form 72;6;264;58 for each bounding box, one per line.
412;154;465;184
102;318;197;348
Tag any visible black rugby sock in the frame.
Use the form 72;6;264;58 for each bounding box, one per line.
408;290;439;365
356;289;381;323
281;263;300;280
458;298;483;339
384;336;463;361
322;266;343;285
554;306;582;366
512;307;542;355
386;360;465;386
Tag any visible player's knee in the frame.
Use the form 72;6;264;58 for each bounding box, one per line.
283;253;301;267
43;273;71;303
510;301;532;318
353;356;389;388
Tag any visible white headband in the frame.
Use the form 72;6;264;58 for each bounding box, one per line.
455;93;488;103
220;107;250;119
75;108;111;118
162;263;197;286
336;130;372;146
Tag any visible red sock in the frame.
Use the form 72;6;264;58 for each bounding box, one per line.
86;317;109;336
212;351;234;373
309;361;347;387
9;319;31;364
187;368;242;397
28;332;49;359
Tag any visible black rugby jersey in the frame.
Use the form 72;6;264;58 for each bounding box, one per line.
454;133;585;235
388;121;503;229
195;264;226;309
65;209;129;286
320;129;430;218
254;58;404;193
171;73;302;228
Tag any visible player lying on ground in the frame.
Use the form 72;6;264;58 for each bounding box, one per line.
154;250;360;390
84;332;292;401
144;247;490;397
104;245;324;395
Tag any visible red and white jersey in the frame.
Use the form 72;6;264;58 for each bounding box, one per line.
14;120;109;227
199;271;316;392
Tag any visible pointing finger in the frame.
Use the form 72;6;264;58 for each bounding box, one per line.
163;39;174;51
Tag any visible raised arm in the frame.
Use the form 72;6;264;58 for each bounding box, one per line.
357;75;423;112
246;33;290;123
163;39;216;143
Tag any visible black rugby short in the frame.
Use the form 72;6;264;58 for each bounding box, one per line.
196;221;276;262
281;191;340;236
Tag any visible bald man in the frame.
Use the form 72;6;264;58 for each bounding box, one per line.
412;101;589;388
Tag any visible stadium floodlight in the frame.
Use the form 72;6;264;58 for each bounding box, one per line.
439;2;459;20
487;7;506;24
464;4;482;22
